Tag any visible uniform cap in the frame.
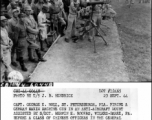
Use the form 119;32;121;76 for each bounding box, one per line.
106;4;112;8
0;16;7;21
42;5;49;11
24;5;32;11
18;12;26;18
12;8;19;13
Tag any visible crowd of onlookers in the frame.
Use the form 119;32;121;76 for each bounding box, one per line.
1;0;150;82
1;0;118;82
1;0;68;81
3;0;149;82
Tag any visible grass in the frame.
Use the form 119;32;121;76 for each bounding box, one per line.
112;1;151;81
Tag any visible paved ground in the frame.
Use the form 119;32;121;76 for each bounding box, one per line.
30;20;129;82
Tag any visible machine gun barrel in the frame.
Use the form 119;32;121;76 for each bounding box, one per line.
80;0;109;7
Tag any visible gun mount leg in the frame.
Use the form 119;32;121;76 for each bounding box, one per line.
93;37;97;53
95;27;108;46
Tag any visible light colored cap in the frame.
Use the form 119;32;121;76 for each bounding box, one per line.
106;4;112;8
12;8;19;13
24;6;32;11
0;16;7;21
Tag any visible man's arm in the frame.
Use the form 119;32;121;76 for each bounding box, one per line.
24;18;39;34
38;14;46;27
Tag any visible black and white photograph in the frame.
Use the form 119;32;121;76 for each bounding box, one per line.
0;0;151;82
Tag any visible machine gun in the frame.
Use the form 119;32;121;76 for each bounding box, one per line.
77;0;110;53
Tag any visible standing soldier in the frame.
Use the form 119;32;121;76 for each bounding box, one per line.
104;4;117;21
38;5;50;52
24;6;47;62
0;16;13;81
16;13;28;71
64;0;79;42
8;1;20;18
33;0;44;21
8;9;20;67
88;0;102;41
50;0;66;36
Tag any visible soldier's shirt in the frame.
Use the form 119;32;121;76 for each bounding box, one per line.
0;27;13;56
0;27;11;46
69;2;78;15
38;11;47;28
8;7;20;18
16;23;27;39
24;15;38;40
8;17;19;40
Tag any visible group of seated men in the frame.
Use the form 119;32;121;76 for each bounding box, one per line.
0;0;116;81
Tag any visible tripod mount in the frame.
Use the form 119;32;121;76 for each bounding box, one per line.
78;4;108;53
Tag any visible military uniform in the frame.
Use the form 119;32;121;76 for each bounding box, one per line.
15;13;28;71
16;22;28;59
38;7;50;51
24;6;46;62
32;2;44;21
8;10;19;66
88;4;102;40
1;26;13;81
50;0;66;35
38;11;48;41
104;4;116;20
65;1;79;42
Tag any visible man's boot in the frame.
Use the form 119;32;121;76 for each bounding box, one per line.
35;49;47;62
45;39;51;48
19;57;28;71
28;48;38;63
60;25;65;37
11;54;18;67
40;41;47;52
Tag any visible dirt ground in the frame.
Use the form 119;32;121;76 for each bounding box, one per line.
112;0;151;81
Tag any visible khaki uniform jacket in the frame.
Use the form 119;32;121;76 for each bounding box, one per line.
0;27;13;68
8;17;19;43
24;15;39;40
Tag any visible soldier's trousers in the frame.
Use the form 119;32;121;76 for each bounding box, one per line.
27;38;40;59
11;42;17;62
65;14;78;40
16;37;28;59
89;13;102;40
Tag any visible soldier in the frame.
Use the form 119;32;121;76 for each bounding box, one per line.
50;0;66;36
16;13;28;71
8;9;20;67
33;0;44;21
0;16;13;81
24;6;47;62
8;1;21;18
38;5;50;52
104;4;117;21
64;0;79;42
88;0;102;41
